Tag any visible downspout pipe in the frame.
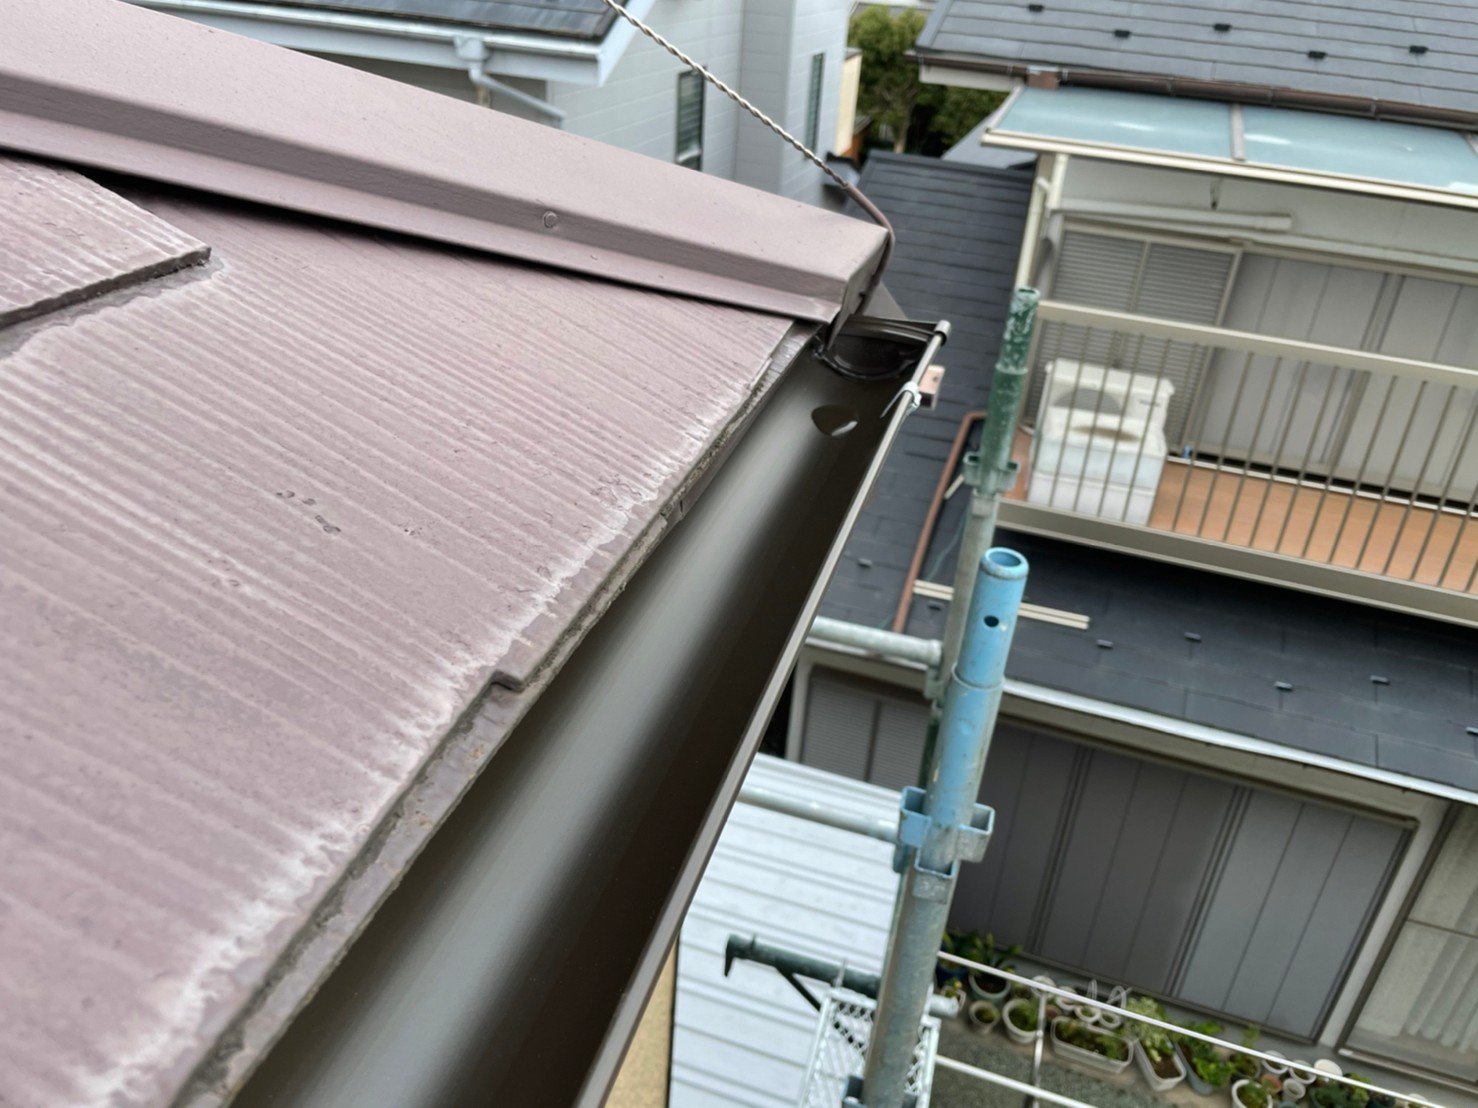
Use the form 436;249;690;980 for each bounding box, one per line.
455;35;567;124
861;548;1028;1108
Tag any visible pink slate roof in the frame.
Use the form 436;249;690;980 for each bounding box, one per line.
0;2;892;1100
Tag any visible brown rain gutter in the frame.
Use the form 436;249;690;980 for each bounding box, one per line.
910;51;1478;131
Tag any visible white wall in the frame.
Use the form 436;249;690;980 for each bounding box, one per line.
305;0;853;208
551;0;744;180
1057;159;1478;280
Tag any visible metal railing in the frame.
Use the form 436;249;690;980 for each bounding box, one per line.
999;301;1478;625
937;953;1444;1108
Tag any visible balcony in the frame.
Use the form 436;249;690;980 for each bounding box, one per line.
998;301;1478;626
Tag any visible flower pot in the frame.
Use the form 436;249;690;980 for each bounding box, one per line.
1180;1041;1229;1096
1263;1051;1290;1077
1050;1018;1132;1076
1133;1036;1187;1093
969;970;1010;1004
967;1000;1000;1034
1282;1080;1307;1103
1232;1079;1275;1108
1003;998;1040;1045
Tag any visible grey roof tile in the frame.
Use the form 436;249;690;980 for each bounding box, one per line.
916;0;1478;118
1377;735;1478;792
260;0;619;39
1186;691;1380;763
821;155;1032;630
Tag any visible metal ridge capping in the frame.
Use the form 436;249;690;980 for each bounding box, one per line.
0;0;889;325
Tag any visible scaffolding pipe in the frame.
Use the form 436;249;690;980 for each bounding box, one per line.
809;616;942;669
861;548;1028;1108
737;783;897;843
723;936;958;1018
930;288;1038;703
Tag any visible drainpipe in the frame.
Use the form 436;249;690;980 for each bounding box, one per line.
455;36;567;125
860;547;1028;1108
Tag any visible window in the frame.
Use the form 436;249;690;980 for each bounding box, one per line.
805;53;825;153
1345;808;1478;1085
675;70;703;170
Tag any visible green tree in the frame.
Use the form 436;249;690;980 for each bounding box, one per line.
848;6;926;152
919;85;1005;149
849;7;1005;155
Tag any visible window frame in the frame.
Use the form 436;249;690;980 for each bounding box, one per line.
804;52;825;153
675;69;704;171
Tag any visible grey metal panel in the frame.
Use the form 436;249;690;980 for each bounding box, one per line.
1220;803;1353;1020
1079;759;1205;989
1176;790;1302;1012
803;673;876;780
1122;774;1236;992
950;723;1078;945
1176;791;1406;1037
868;695;930;790
1268;816;1406;1035
1037;748;1142;967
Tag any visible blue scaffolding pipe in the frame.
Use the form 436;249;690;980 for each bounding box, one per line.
859;547;1028;1108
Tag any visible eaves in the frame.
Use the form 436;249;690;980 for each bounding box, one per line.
910;49;1478;132
126;0;655;85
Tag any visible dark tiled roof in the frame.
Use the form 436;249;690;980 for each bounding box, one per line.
903;532;1478;793
820;153;1033;629
916;0;1478;119
264;0;619;40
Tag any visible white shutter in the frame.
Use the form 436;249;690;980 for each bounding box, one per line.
801;672;873;780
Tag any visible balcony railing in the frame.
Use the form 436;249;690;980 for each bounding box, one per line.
998;301;1478;626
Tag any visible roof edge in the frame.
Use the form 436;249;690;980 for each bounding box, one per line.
2;0;887;325
910;50;1478;132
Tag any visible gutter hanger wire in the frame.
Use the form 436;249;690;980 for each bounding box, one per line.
593;0;895;305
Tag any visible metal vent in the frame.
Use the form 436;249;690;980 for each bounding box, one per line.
800;989;939;1108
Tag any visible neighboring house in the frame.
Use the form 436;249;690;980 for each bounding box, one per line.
788;2;1478;1097
0;3;917;1106
125;0;855;208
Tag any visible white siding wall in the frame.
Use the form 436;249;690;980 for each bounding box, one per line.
304;53;552;123
1060;159;1478;275
733;0;850;207
551;0;744;180
777;0;848;207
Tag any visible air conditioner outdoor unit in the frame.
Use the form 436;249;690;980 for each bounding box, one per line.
1027;360;1175;525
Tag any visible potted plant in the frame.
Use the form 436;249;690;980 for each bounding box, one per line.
937;977;965;1019
1178;1021;1235;1095
936;929;979;988
1003;997;1040;1045
1126;995;1186;1093
1050;1017;1133;1076
1311;1075;1371;1108
967;932;1021;1004
1231;1025;1264;1082
1233;1076;1279;1108
968;998;1000;1034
